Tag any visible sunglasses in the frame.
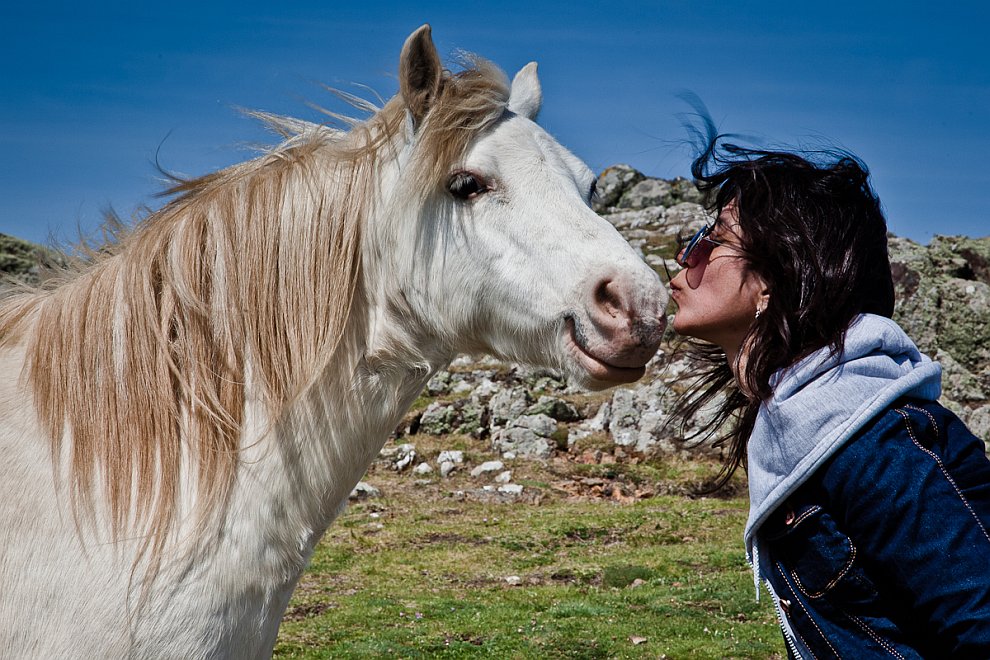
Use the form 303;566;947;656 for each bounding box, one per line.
676;223;727;268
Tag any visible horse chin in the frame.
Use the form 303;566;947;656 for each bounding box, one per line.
561;322;648;390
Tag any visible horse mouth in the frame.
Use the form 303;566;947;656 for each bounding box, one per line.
563;317;647;384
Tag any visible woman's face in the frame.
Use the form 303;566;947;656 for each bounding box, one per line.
669;205;767;360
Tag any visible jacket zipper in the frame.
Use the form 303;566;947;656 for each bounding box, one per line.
767;582;803;660
751;544;803;659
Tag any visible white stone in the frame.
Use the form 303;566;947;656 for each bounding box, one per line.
452;380;474;394
395;451;416;471
437;450;464;464
349;482;381;500
586;401;610;431
498;484;524;495
413;462;433;475
513;413;557;437
470;460;505;477
471;378;500;399
567;427;591;447
495;470;512;484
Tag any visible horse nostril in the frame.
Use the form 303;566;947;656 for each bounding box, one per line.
594;279;626;318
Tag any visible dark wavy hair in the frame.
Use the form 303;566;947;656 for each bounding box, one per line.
673;128;894;491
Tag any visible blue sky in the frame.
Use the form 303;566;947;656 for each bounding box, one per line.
1;1;987;245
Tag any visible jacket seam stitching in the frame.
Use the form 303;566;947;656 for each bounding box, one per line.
775;561;835;659
903;403;939;436
895;408;990;546
845;613;907;659
791;538;857;599
790;505;821;529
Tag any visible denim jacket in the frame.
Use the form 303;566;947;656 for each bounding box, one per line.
744;315;990;658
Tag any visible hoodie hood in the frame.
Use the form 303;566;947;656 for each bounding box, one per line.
744;314;942;559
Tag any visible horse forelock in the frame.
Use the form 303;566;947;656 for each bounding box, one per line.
0;53;512;563
411;56;511;194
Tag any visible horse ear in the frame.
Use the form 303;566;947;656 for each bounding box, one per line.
508;62;542;120
399;24;443;130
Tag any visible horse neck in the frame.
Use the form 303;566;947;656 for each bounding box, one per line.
216;298;439;592
212;129;450;564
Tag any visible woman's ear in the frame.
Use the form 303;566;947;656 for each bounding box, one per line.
755;288;770;318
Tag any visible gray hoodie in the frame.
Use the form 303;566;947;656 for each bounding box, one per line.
743;314;943;588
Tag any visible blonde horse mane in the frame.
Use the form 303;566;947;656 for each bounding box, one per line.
0;57;510;558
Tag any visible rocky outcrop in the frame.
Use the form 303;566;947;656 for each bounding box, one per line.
0;233;57;284
386;166;990;464
2;168;987;467
888;235;990;439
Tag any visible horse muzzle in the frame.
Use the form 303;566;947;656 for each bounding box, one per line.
563;269;667;386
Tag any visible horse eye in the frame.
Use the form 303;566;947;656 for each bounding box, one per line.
588;179;599;204
447;171;488;200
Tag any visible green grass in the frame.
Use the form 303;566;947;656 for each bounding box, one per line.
273;454;784;659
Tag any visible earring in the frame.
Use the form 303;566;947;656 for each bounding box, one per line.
755;308;761;320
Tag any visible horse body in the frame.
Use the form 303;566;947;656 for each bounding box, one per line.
0;27;666;657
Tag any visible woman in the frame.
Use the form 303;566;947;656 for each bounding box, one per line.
669;136;990;658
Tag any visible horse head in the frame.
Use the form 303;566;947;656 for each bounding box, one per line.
375;25;667;389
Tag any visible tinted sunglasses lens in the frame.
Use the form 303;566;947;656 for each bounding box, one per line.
686;239;716;267
678;226;711;267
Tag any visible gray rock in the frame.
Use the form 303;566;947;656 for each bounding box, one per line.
417;399;487;438
349;482;381;500
670;177;703;205
567;426;592;447
602;207;665;231
618;178;672;210
451;380;474;394
935;350;986;403
608;388;641;447
663;202;711;237
525;395;582;422
470;460;505;477
890;234;990;403
586;401;611;431
426;371;451;395
393;444;416;471
419;402;457;435
437;450;464;464
492;413;558;458
456;399;487;437
492;425;554;459
471;377;501;401
489;386;531;429
594;164;645;211
961;405;990;452
517;413;557;436
518;367;567;392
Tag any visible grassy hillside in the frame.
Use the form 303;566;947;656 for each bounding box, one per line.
273;436;783;659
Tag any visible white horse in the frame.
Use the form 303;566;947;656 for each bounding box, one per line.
0;26;666;658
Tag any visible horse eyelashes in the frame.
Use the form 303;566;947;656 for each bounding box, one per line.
447;171;488;200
